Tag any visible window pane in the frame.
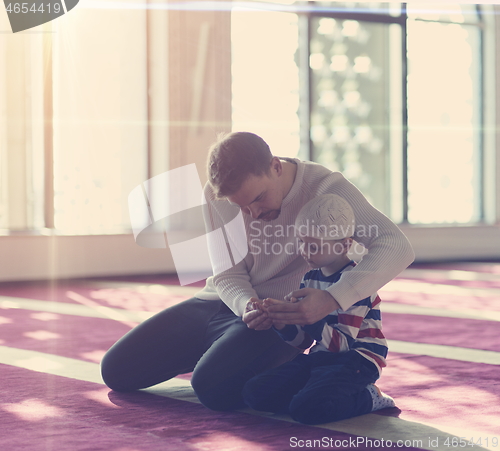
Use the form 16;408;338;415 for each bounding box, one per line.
407;21;481;224
0;30;45;232
310;18;401;216
52;4;148;234
231;10;300;157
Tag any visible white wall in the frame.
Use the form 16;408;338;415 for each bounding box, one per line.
0;233;175;282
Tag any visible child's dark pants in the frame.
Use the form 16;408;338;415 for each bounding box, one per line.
242;349;379;424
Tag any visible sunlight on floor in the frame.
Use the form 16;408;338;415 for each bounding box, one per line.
30;312;61;321
88;286;195;312
384;279;500;298
0;316;13;325
2;399;65;421
80;350;106;364
66;291;139;328
23;330;61;341
83;388;121;409
383;357;500;435
185;431;275;451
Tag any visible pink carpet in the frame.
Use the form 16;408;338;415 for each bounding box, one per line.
1;262;499;450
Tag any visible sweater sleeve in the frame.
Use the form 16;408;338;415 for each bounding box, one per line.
212;260;258;316
321;174;415;310
202;183;258;316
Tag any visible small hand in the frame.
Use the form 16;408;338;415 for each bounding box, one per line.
267;288;341;326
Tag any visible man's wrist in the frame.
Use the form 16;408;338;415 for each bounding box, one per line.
327;282;357;311
325;290;341;311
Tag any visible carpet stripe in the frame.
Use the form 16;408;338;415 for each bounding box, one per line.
382;279;500;298
0;345;494;451
0;345;104;384
0;345;195;395
0;295;151;322
383;303;500;322
4;294;500;326
388;340;500;365
85;281;201;296
403;268;500;282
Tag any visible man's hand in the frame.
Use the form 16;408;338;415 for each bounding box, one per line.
262;298;288;330
242;297;273;330
267;288;341;326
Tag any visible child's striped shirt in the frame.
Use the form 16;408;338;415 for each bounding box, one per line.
275;261;388;375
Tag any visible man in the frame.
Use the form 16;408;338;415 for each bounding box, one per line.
101;132;414;411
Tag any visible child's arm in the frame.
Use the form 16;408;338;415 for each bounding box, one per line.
322;298;373;353
262;298;314;350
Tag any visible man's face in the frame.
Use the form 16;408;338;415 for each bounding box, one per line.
226;173;283;221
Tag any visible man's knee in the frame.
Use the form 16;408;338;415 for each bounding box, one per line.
100;350;135;392
191;365;251;411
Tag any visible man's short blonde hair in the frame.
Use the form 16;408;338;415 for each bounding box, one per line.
207;132;273;198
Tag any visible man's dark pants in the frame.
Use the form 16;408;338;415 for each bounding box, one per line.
101;297;299;410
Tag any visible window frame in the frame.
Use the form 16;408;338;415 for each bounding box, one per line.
301;3;490;227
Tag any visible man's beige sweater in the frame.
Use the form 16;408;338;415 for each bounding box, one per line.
195;158;415;316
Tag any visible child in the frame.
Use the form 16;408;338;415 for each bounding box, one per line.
242;194;395;425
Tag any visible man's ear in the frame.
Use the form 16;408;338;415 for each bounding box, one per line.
270;157;283;176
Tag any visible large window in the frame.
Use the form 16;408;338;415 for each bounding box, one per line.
0;3;149;235
52;4;149;234
231;7;301;158
406;5;483;224
232;2;492;226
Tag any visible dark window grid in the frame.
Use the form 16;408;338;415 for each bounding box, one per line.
297;2;485;224
301;11;406;216
477;4;485;222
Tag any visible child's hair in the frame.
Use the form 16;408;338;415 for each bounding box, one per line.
295;194;355;240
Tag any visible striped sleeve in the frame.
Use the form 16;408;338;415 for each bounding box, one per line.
275;325;314;350
323;297;370;353
351;294;388;371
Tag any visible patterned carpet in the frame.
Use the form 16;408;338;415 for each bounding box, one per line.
1;263;499;451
